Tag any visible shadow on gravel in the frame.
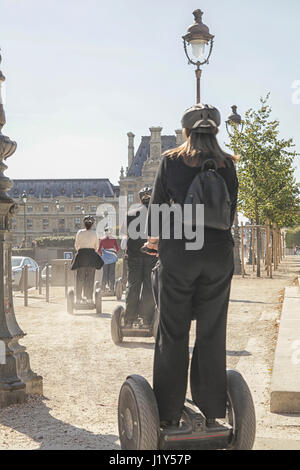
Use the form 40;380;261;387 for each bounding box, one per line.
0;395;119;450
226;350;252;357
68;312;112;319
230;299;273;304
119;342;155;350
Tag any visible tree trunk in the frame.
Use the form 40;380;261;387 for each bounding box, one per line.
255;200;261;277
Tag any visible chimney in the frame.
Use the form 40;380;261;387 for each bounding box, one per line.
149;127;162;160
175;129;184;146
127;132;135;168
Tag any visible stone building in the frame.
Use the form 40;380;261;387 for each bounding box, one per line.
119;127;184;205
8;179;119;247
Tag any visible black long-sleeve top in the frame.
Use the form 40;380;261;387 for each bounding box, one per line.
148;154;239;245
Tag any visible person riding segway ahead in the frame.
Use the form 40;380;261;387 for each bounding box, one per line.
68;215;103;314
117;104;256;450
111;186;158;344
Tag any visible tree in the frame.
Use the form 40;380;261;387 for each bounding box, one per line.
227;95;300;276
227;95;300;228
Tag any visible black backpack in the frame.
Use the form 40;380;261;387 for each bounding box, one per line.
184;159;231;230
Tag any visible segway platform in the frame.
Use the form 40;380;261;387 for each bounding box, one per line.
67;282;102;315
118;372;256;450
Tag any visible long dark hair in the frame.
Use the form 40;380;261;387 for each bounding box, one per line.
164;128;238;168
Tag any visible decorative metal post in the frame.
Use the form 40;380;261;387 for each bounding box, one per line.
182;10;214;104
0;50;43;406
226;106;244;275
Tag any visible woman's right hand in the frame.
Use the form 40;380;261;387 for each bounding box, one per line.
142;238;159;256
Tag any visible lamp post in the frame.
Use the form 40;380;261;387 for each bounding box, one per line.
55;199;60;235
226;105;243;275
0;50;42;407
81;207;85;216
21;190;27;247
182;9;214;104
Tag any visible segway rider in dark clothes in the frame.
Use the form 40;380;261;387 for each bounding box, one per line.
122;186;157;328
71;215;104;304
144;104;239;429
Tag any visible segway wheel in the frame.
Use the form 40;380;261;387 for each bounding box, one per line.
95;289;102;315
111;306;124;344
226;369;256;450
118;375;160;450
67;290;74;315
115;278;123;301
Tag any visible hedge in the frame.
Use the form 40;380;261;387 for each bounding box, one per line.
35;236;76;248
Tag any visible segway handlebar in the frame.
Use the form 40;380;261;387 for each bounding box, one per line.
140;245;158;255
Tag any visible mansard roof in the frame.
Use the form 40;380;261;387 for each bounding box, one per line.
127;135;177;177
8;179;119;199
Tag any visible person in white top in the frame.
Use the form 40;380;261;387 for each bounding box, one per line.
71;216;104;303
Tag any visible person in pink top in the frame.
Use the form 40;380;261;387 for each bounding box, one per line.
98;227;119;292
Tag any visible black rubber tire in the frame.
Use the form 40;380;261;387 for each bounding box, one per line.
67;290;74;315
95;289;102;315
115;278;123;301
111;306;124;344
226;369;256;450
152;308;160;340
118;375;160;450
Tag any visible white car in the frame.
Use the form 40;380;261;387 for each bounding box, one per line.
12;256;39;290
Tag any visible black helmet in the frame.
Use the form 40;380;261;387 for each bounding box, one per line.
139;186;152;203
181;104;221;135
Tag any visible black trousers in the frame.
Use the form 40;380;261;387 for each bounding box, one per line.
125;256;157;325
153;239;234;422
76;267;96;301
101;263;116;291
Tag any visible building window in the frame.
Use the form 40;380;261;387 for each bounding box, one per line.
75;205;81;212
26;219;33;229
91;205;97;213
58;218;65;227
27;206;33;213
59;206;65;212
128;192;134;204
74;218;81;229
42;219;49;229
43;206;49;212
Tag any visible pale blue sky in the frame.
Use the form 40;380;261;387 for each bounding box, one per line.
1;0;300;185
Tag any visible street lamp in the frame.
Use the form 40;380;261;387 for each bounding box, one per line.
55;200;60;235
182;9;214;104
226;105;244;275
0;50;42;407
21;190;27;247
81;207;85;215
226;105;244;136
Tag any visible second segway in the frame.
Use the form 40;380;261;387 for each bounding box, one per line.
111;305;158;345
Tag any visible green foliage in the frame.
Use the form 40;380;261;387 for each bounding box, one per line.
227;95;300;227
285;226;300;249
35;236;75;248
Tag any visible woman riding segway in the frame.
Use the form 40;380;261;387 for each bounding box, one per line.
145;104;240;429
71;215;104;304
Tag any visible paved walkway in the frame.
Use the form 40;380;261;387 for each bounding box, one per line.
0;256;300;450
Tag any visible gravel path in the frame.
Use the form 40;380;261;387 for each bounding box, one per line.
0;256;300;450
